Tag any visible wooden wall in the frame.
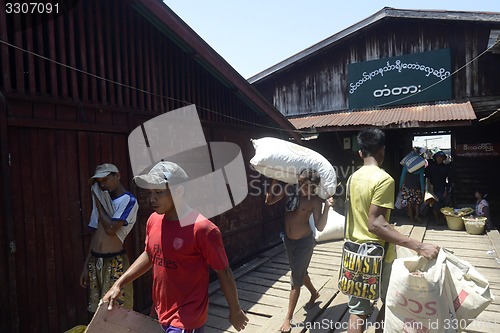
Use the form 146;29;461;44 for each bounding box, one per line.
0;1;288;332
453;123;500;227
0;0;265;126
253;18;500;117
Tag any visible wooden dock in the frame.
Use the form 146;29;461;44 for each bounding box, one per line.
205;218;500;332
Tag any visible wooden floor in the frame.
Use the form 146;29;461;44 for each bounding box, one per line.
205;217;500;333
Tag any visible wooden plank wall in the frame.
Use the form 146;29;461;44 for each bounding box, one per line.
3;106;283;333
6;122;135;332
0;0;263;128
453;125;500;227
0;1;289;332
252;20;500;117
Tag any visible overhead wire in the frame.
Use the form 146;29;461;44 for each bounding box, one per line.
0;38;311;134
0;31;498;131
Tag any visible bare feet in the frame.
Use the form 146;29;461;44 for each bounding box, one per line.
279;319;292;333
305;291;320;309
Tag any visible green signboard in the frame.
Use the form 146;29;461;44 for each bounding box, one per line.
348;49;452;109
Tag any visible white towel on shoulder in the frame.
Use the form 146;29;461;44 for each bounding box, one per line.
89;183;114;229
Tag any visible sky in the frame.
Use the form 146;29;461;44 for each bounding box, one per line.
163;1;500;79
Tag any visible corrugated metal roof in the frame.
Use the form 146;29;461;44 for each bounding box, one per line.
290;101;477;130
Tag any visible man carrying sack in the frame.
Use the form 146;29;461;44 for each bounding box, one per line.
342;129;439;333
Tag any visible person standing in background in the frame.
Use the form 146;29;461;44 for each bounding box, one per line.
474;189;492;231
80;163;139;314
399;157;425;224
425;151;453;224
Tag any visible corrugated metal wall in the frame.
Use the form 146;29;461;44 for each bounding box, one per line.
0;1;286;332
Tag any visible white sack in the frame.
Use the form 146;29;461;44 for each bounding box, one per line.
385;251;451;333
309;205;344;242
250;137;337;199
385;249;494;333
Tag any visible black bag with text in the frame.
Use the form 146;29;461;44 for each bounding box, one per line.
338;240;385;300
338;176;387;301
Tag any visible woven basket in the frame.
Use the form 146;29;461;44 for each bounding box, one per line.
463;217;487;235
445;215;465;231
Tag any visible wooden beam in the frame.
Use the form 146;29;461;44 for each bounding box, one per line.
0;92;19;333
66;6;79;100
7;118;129;133
113;0;124;107
13;14;24;94
0;0;11;93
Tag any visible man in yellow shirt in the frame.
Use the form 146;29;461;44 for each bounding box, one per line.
346;128;439;333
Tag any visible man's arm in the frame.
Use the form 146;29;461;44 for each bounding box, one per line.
102;251;152;309
313;197;334;232
93;193;125;235
367;204;439;259
419;169;425;194
215;266;249;331
265;179;286;205
399;167;407;189
444;164;453;196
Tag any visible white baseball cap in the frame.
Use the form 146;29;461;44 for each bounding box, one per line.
88;163;119;184
133;161;189;189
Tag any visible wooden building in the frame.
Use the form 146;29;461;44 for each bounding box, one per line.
0;1;300;332
250;7;500;223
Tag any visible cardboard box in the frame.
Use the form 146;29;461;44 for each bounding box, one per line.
85;303;163;333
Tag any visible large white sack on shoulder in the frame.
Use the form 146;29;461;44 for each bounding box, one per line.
250;137;337;199
309;205;344;242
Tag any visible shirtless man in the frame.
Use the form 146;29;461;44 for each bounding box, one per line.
265;168;333;333
79;163;139;314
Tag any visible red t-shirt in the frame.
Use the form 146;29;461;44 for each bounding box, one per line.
145;210;229;329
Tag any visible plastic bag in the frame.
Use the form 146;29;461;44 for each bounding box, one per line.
385;249;494;332
443;249;494;322
385;251;449;332
395;190;406;209
400;151;426;173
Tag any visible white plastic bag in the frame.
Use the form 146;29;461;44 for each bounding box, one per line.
385;249;494;333
443;250;494;323
250;137;337;199
400;151;426;173
395;190;405;209
309;205;344;242
385;251;450;333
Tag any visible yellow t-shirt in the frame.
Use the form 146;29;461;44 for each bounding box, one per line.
346;165;396;263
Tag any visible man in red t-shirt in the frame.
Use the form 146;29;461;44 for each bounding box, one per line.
103;161;248;332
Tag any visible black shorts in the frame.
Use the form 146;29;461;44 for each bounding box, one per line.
283;233;315;287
